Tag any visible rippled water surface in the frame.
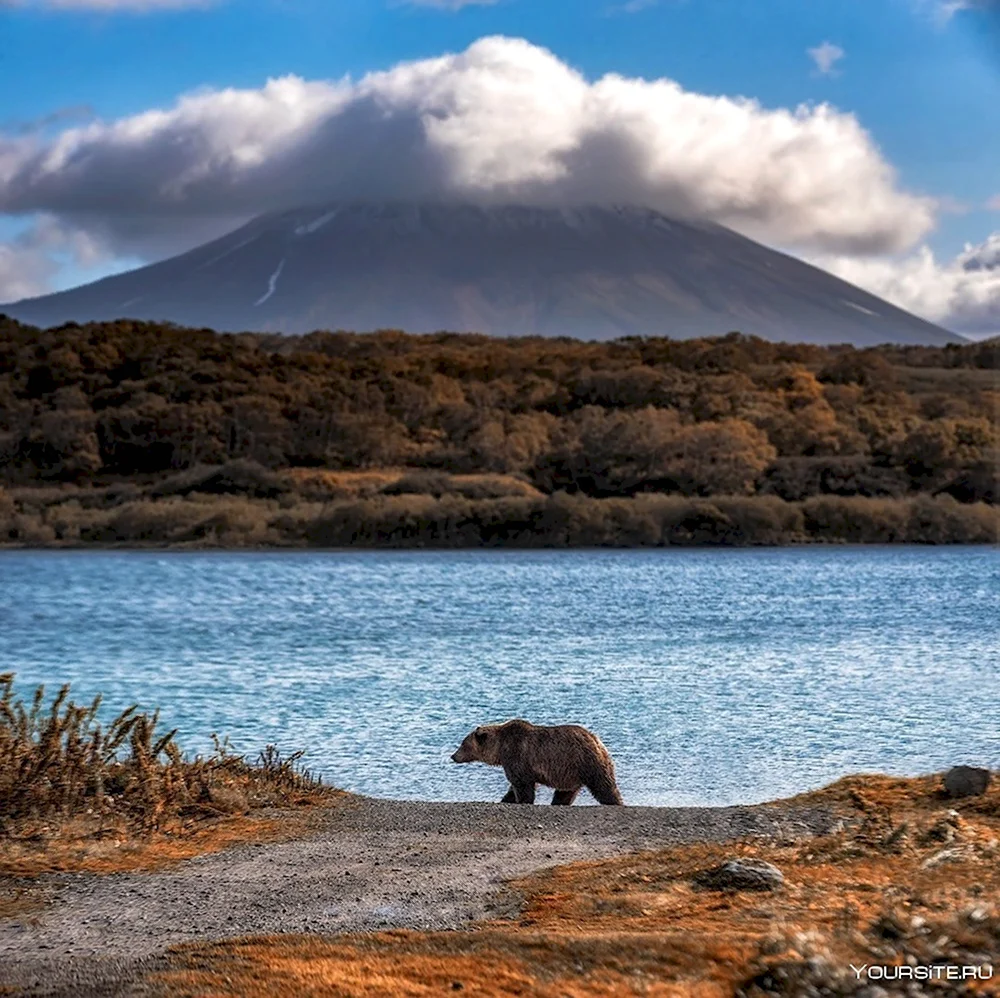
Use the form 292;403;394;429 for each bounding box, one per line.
1;548;997;806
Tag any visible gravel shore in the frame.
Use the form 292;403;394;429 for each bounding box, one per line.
0;796;841;997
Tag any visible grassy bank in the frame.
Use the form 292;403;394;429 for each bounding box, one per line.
0;675;339;878
146;774;1000;997
2;466;997;548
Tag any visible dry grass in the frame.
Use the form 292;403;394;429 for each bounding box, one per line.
0;811;334;879
283;467;543;501
147;772;1000;997
283;467;409;498
4;483;996;550
0;674;342;878
783;770;1000;819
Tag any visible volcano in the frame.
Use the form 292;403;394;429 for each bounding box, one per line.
1;203;961;346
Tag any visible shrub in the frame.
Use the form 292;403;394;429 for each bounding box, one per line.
149;460;285;500
713;496;806;545
759;457;909;501
0;674;325;836
2;488;995;549
381;471;454;497
906;495;997;544
802;496;910;543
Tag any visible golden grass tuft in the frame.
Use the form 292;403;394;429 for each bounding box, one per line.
780;770;1000;820
0;674;342;878
0;812;334;879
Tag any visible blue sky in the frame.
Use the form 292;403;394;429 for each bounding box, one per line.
0;0;997;333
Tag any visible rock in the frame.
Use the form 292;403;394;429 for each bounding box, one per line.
943;766;992;798
693;858;784;892
920;846;973;869
872;913;908;940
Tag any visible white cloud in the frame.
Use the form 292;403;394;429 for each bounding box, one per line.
0;243;53;302
0;35;936;271
913;0;997;24
938;0;996;16
986;194;1000;211
934;0;969;19
808;41;845;77
812;233;1000;337
0;215;110;301
960;232;1000;270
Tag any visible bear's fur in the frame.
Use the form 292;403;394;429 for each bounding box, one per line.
450;719;624;805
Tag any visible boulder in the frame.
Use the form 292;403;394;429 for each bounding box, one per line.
693;858;784;892
942;766;992;799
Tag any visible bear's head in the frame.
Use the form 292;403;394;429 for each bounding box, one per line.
451;725;501;765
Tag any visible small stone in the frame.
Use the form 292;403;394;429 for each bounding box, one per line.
872;913;907;940
943;766;992;798
693;858;784;892
759;935;788;955
921;846;971;869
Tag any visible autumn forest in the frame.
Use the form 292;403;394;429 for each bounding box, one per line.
1;316;996;547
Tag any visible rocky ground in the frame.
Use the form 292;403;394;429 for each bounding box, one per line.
139;774;1000;998
0;797;838;997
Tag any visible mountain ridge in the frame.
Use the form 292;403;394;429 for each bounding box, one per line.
2;202;962;346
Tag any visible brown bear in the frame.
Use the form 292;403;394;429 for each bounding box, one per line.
450;719;624;805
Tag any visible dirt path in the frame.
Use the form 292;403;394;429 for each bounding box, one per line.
0;797;841;998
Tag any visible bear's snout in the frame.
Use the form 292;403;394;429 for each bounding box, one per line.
450;751;460;763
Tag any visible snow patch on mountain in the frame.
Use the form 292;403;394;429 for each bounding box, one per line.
201;235;261;270
254;259;285;306
842;299;880;318
295;209;341;236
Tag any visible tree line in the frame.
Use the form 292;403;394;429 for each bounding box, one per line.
0;317;996;546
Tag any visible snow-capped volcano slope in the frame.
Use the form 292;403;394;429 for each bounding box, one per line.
2;203;961;345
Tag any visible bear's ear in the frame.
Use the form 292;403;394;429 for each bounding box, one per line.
474;728;487;744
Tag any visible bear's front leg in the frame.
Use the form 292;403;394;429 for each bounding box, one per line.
503;766;536;804
500;786;517;803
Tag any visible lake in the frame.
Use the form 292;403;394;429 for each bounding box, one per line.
0;548;997;807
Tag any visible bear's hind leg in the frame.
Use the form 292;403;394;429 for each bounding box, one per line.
585;774;624;805
500;786;517;803
551;788;579;806
512;781;536;804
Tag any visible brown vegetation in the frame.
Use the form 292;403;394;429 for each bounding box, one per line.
1;476;995;548
0;675;340;878
1;318;997;546
146;773;1000;996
